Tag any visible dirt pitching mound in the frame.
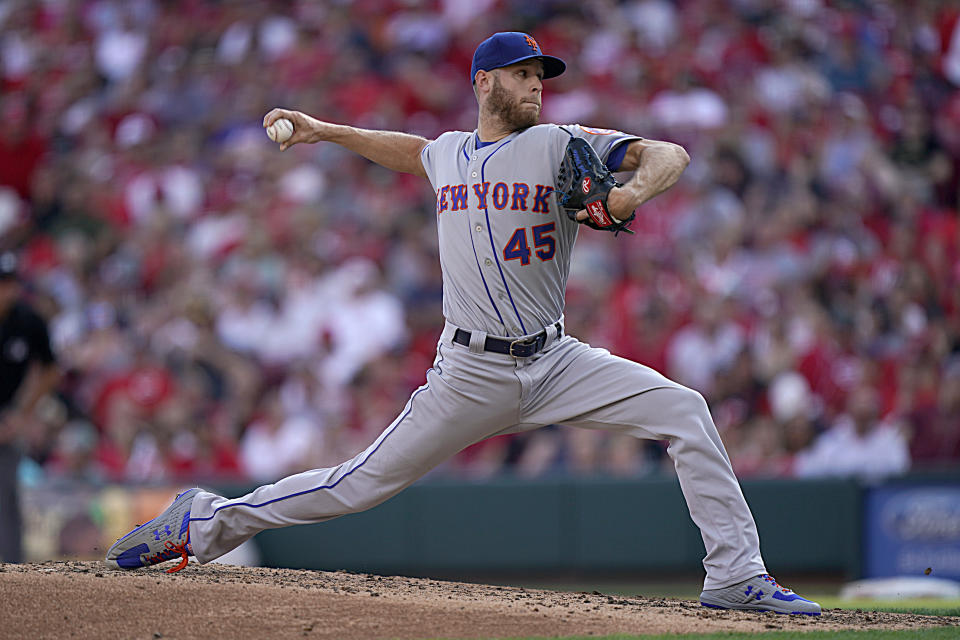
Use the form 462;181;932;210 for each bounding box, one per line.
0;562;956;639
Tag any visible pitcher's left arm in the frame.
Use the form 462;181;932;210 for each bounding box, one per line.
596;139;690;222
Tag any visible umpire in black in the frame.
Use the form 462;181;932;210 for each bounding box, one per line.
0;252;60;562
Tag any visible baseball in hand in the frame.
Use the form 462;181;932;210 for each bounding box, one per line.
266;118;294;144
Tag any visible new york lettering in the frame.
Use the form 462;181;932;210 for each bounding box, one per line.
437;182;553;214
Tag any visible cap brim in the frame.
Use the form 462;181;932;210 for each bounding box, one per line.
540;55;566;79
495;54;566;79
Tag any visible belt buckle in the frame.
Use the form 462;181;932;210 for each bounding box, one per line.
508;335;537;358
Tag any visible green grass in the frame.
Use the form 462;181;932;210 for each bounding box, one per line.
816;596;960;617
492;629;960;640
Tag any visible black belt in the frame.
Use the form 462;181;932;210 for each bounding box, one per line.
453;323;562;358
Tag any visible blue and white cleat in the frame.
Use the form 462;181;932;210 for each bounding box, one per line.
105;488;201;573
700;574;821;615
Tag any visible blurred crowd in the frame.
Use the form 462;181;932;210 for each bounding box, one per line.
1;0;958;486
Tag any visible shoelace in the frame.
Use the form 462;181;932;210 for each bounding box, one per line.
760;574;792;593
147;540;190;574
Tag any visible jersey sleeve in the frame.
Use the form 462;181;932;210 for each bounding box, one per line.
559;124;643;169
419;131;466;191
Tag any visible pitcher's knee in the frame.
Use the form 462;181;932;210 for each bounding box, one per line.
656;386;716;433
671;386;711;416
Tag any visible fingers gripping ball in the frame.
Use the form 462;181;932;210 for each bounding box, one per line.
266;118;294;144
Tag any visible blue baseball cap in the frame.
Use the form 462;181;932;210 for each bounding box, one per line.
470;32;566;84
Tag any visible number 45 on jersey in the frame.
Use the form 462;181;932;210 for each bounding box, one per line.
503;223;556;265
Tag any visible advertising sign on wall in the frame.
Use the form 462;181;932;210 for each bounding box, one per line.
21;484;184;562
864;485;960;580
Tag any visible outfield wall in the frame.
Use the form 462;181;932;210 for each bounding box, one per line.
242;476;863;576
21;473;960;579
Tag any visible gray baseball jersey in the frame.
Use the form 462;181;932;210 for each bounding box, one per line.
420;123;638;337
187;124;768;591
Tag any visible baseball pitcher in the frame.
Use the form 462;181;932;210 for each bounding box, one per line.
107;32;820;615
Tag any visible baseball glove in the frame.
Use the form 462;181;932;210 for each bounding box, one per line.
555;136;635;235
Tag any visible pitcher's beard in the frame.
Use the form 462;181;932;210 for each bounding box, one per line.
487;77;540;131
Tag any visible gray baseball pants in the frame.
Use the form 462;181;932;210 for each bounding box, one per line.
189;321;766;589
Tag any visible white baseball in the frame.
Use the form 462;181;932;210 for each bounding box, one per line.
266;118;294;144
